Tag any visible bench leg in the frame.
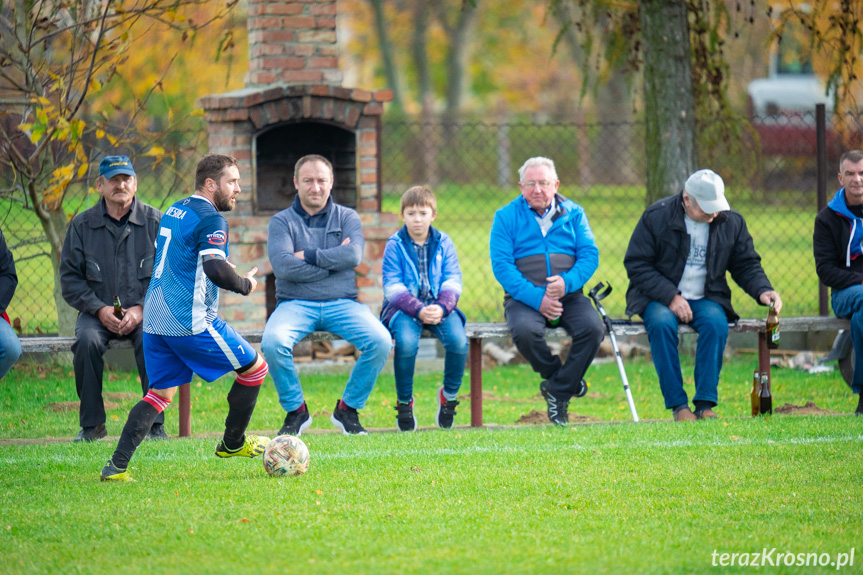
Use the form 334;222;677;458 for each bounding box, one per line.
469;337;483;427
179;382;191;437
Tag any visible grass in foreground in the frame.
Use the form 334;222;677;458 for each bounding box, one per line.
1;417;861;574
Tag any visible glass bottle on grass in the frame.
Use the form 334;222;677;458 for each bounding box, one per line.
759;372;772;415
750;369;761;416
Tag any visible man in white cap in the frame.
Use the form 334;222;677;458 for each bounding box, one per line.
623;169;782;421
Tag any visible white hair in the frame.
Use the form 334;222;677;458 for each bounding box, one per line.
518;157;558;183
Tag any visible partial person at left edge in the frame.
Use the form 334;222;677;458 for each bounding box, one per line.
0;226;22;380
59;155;166;443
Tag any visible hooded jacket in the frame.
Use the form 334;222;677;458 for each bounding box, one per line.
489;194;598;311
380;225;464;328
814;187;863;291
624;192;772;322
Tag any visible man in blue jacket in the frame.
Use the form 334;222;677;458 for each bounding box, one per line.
490;157;604;426
814;149;863;415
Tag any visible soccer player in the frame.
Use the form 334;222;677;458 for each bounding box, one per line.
100;154;268;481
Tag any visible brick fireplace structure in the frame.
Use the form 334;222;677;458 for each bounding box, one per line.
198;0;398;331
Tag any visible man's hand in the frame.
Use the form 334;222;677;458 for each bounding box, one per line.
97;306;122;334
669;294;693;323
539;295;563;321
545;275;566;300
759;290;782;314
418;304;444;325
117;305;144;336
341;237;351;246
245;267;258;294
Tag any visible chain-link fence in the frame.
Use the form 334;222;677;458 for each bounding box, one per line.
2;111;860;333
381;111;862;323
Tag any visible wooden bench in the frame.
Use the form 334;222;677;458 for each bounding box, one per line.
19;316;850;436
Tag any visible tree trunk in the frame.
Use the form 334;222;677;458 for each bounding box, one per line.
443;0;479;119
639;0;697;205
368;0;404;113
43;208;76;336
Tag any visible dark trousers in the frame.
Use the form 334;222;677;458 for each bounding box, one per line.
505;293;604;400
72;312;164;429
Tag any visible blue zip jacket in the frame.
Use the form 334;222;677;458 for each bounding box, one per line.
489;194;599;311
380;225;464;328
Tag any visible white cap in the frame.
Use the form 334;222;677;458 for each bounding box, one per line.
684;169;730;213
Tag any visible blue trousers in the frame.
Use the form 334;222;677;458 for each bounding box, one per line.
262;299;392;412
642;298;728;410
0;318;21;380
390;311;467;403
831;284;863;393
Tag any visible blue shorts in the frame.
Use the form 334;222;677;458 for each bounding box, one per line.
144;318;257;389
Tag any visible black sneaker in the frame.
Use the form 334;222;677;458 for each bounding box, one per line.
330;400;368;435
573;379;588;398
435;386;459;429
856;393;863;416
73;424;107;443
145;423;169;441
540;381;569;427
279;402;313;436
395;398;417;432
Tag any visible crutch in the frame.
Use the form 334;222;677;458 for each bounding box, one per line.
588;282;639;422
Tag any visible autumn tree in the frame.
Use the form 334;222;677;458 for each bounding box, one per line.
0;0;239;334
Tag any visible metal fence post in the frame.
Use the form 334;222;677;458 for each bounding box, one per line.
816;103;828;316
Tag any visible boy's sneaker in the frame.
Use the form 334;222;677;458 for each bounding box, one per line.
215;434;269;458
279;403;313;436
540;381;569;427
573;379;588;398
395;398;418;432
435;387;460;429
100;459;132;482
331;400;368;435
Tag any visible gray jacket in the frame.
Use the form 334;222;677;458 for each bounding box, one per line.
268;196;364;302
60;198;161;317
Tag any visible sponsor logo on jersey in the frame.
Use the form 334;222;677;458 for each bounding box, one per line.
207;230;228;245
166;206;186;219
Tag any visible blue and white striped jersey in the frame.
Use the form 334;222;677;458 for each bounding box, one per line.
144;195;229;336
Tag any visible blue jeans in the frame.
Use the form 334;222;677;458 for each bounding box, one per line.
0;319;21;380
261;299;392;412
390;311;467;403
831;284;863;393
642;298;728;410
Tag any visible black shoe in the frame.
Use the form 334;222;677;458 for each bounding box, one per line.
395;398;417;432
856;393;863;416
330;400;368;435
540;381;569;427
279;403;313;436
435;386;459;429
73;424;107;443
145;423;169;441
573;379;588;398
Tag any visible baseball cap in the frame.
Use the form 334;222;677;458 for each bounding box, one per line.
99;155;136;179
684;169;729;213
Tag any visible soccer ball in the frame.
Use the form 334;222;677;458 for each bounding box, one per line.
263;434;310;477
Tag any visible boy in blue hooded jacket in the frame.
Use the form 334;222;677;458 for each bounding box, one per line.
381;186;467;431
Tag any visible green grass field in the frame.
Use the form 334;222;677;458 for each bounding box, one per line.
0;352;861;574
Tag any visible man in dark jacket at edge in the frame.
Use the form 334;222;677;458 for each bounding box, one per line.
624;169;782;422
814;149;863;416
60;155;165;442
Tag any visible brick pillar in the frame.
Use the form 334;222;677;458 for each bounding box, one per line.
247;0;342;87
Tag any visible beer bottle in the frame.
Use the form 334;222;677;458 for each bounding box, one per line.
548;316;560;327
113;295;125;320
766;301;780;350
750;369;761;417
759;372;772;415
